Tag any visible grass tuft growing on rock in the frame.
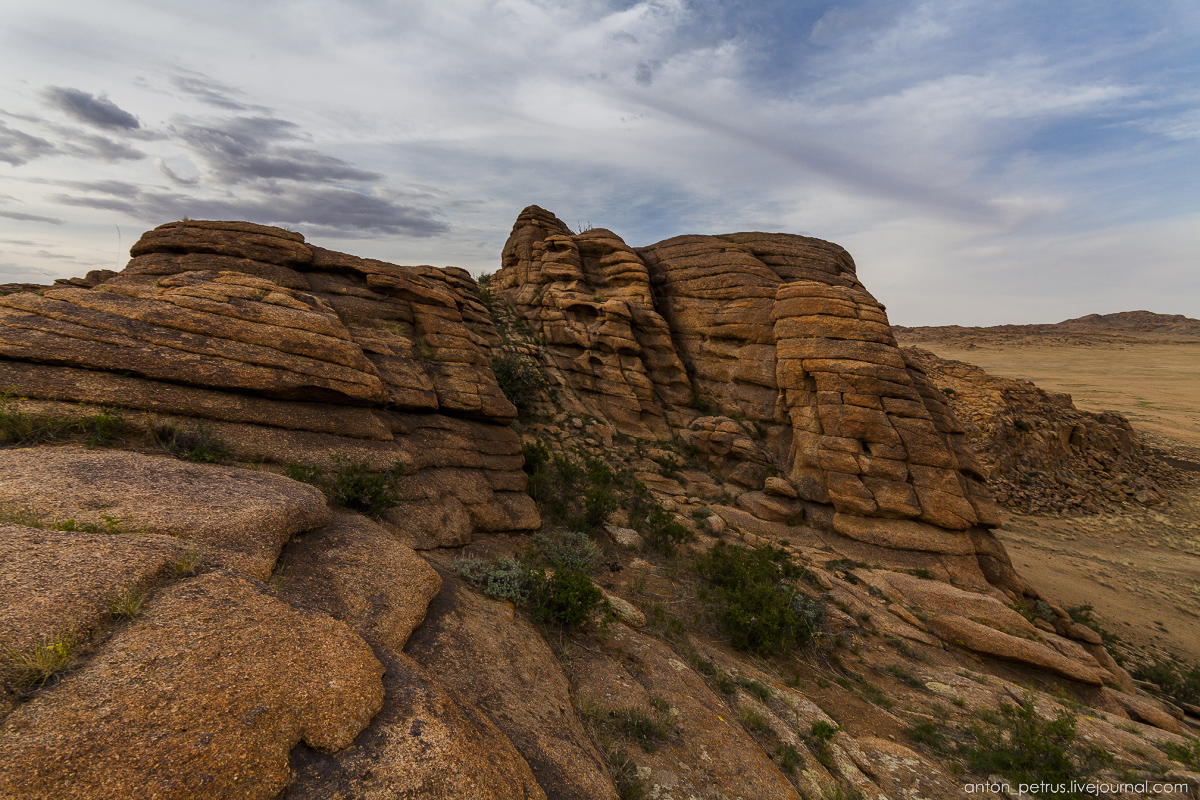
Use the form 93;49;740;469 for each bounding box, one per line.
151;421;232;463
0;394;124;448
109;587;147;620
1;632;78;690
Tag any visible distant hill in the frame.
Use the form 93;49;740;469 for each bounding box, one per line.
1055;310;1200;334
895;310;1200;341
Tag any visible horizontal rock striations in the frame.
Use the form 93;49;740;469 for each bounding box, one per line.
0;219;537;541
493;206;1011;590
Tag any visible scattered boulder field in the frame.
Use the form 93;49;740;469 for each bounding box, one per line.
1;211;1197;799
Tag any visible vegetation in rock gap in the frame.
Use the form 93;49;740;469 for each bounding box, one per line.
491;351;546;412
1132;657;1200;706
150;421;232;464
0;631;78;691
958;696;1112;799
328;459;408;514
454;553;605;629
693;541;825;657
521;437;693;553
0;394;124;447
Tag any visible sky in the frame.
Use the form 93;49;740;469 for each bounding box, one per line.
1;0;1197;326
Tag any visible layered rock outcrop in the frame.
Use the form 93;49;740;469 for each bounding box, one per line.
493;206;1009;590
0;219;537;544
902;347;1186;514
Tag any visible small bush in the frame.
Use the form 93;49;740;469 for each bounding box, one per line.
1159;738;1200;770
1131;659;1200;707
959;696;1112;798
492;352;546;411
885;664;924;688
455;556;534;606
283;464;322;484
738;676;772;702
693;542;824;657
533;530;602;574
329;459;407;514
906;722;945;748
737;706;771;733
775;743;803;773
656;454;682;479
530;568;605;628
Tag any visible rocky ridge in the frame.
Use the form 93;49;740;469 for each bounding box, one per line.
901;347;1189;516
0;212;1196;799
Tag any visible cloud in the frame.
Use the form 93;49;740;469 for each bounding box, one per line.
0;120;56;165
170;71;267;112
50;180;447;237
42;86;140;130
173;116;382;184
0;210;66;225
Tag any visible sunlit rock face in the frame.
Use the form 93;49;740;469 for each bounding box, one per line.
0;219;538;542
494;205;1011;590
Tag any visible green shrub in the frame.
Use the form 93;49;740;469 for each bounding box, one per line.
693;542;824;657
530;568;605;628
906;722;945;748
1131;659;1200;707
283;464;322;484
737;706;771;733
329;459;407;514
959;696;1112;798
775;743;803;773
491;352;546;411
1159;738;1200;770
738;676;772;702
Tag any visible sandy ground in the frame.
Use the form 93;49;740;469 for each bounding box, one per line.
899;334;1200;666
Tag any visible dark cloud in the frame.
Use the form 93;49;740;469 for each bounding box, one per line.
42;86;140;130
0;210;66;225
50;182;447;238
57;179;144;196
171;72;266;112
0;120;56;165
53;127;145;162
174;116;382;184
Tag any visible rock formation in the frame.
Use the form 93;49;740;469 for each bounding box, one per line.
902;347;1186;514
0;219;537;548
1;213;1197;800
493;206;1014;591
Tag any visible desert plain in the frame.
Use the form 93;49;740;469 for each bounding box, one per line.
897;321;1200;665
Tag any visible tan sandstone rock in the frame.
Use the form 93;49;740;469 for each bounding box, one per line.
0;573;384;800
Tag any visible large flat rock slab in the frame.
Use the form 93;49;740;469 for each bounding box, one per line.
0;573;384;800
0;447;330;578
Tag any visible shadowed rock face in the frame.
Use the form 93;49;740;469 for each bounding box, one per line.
0;219;538;542
494;206;1011;589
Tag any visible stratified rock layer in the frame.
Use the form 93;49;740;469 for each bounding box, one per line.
0;220;537;543
493;206;1009;588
